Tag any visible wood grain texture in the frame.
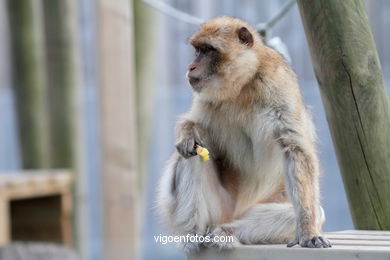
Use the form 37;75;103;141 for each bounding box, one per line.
189;230;390;260
97;0;138;259
297;0;390;229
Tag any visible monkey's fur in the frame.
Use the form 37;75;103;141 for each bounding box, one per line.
157;17;331;252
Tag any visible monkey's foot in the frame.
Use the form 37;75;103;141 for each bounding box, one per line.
204;226;240;250
178;240;203;254
287;236;332;248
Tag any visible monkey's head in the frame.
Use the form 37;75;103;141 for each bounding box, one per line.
187;16;262;101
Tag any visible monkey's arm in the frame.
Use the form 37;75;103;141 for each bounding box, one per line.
175;119;207;159
272;110;331;248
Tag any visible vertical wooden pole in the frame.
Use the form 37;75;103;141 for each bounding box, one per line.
133;1;158;234
134;0;157;179
41;0;89;257
42;0;75;169
97;1;138;259
7;0;50;169
0;1;10;93
297;0;390;229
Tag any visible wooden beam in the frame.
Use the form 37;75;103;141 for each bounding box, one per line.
6;0;50;169
97;1;138;259
297;0;390;229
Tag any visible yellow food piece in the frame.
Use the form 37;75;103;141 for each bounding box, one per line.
196;145;210;162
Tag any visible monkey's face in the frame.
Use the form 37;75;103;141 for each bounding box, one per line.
187;17;261;101
186;43;221;92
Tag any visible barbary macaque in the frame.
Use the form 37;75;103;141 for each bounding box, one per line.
157;16;331;252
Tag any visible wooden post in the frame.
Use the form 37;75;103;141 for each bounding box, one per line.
41;0;89;257
97;1;138;259
133;0;158;207
42;0;75;169
134;0;157;187
6;0;50;169
297;0;390;229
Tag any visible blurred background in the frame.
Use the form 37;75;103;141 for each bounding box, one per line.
0;0;389;259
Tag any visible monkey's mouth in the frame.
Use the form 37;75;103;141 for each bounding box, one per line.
188;76;203;92
189;76;201;85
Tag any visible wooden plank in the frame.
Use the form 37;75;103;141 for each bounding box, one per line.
189;245;390;260
97;0;138;259
325;234;390;241
239;244;390;250
189;231;390;260
336;230;390;236
228;244;390;250
0;242;78;260
0;170;73;200
329;240;390;247
297;0;390;229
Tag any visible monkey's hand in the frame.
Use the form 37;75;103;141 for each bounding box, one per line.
287;235;331;248
175;121;206;159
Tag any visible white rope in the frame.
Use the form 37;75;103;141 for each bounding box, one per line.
142;0;296;32
141;0;295;62
142;0;204;26
256;0;296;32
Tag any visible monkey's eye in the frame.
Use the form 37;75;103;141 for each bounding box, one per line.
195;47;200;56
195;44;216;55
201;44;216;53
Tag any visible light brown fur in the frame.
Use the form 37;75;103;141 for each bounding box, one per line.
157;16;330;252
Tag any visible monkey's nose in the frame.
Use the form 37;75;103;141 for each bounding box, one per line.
189;64;196;71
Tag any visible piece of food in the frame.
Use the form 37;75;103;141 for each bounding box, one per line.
196;145;209;162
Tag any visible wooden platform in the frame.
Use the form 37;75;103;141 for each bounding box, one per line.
0;242;78;260
189;230;390;260
0;170;73;246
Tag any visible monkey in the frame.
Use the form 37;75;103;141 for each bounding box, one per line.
156;16;331;253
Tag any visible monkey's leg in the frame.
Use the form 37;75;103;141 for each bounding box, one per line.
210;203;295;246
208;203;327;248
157;152;230;253
277;130;331;248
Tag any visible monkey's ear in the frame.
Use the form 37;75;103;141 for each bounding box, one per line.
237;27;254;47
